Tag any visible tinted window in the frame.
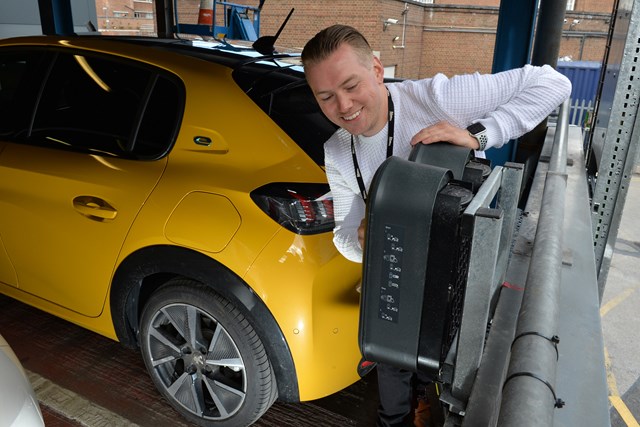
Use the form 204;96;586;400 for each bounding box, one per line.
0;51;46;136
29;52;182;159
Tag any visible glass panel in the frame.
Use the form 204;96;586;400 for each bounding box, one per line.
0;51;46;136
29;51;182;159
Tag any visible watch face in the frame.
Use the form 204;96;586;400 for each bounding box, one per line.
467;122;486;135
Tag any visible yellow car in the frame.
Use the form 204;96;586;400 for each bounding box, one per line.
0;35;362;426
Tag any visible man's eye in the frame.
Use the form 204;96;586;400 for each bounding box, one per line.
321;95;333;102
346;84;358;91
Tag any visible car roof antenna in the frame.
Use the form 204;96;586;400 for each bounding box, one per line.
252;8;294;56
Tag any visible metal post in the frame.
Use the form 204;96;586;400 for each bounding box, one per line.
489;0;539;167
154;0;175;38
37;0;75;36
531;0;569;68
590;0;640;299
515;0;569;208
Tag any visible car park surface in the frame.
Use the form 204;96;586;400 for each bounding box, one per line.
0;35;362;426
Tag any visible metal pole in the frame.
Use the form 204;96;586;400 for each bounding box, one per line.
515;0;569;206
498;99;570;426
38;0;75;36
531;0;569;68
154;0;175;38
489;0;539;167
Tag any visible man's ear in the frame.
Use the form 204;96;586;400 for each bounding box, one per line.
372;56;385;82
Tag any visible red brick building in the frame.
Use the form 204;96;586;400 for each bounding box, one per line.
96;0;614;78
96;0;156;35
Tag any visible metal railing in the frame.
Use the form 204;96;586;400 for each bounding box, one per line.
497;98;570;426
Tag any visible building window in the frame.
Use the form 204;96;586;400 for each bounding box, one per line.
134;12;154;19
566;0;575;10
133;0;153;3
113;11;128;18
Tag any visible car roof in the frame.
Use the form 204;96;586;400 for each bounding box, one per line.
0;35;304;74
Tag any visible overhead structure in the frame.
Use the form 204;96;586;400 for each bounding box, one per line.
172;0;265;41
588;0;640;297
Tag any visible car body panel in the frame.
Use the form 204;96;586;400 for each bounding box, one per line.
0;143;166;316
0;235;18;285
243;230;362;400
165;192;241;253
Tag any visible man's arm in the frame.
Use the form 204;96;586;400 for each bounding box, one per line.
325;146;366;263
408;64;572;149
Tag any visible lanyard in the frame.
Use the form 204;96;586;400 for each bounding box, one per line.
350;90;395;202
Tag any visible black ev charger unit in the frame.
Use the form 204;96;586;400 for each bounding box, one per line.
358;143;488;380
409;142;491;192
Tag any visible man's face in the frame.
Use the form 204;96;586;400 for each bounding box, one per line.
305;43;387;137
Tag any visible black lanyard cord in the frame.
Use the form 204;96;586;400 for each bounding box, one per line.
350;90;395;203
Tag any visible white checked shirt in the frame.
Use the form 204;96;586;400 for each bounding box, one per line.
324;64;572;262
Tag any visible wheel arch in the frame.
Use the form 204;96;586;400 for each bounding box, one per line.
110;244;300;402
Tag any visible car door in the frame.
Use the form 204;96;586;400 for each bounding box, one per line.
0;140;14;288
0;49;183;316
0;49;48;288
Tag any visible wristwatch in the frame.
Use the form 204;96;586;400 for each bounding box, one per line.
467;122;488;151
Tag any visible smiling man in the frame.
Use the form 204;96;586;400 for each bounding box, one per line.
301;24;571;427
302;24;570;264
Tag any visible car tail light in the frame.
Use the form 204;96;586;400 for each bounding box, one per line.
251;183;334;235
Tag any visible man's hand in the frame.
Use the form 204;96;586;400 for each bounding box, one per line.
357;217;366;250
410;121;480;150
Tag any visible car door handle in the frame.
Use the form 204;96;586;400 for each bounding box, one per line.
73;196;118;221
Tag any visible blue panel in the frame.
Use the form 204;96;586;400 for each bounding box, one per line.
556;61;601;102
51;0;75;35
488;0;539;166
231;11;257;41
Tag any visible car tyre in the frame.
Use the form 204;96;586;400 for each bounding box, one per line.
139;278;277;426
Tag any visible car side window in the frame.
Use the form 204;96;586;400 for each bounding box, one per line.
0;51;46;137
29;51;183;160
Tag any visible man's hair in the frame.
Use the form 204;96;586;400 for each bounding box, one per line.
301;24;373;68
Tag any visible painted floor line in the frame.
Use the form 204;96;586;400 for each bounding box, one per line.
605;345;639;427
610;396;640;427
601;287;638;317
26;369;138;427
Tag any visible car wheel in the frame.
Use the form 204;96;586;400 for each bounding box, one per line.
139;278;277;426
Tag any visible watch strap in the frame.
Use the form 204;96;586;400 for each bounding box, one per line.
467;123;488;151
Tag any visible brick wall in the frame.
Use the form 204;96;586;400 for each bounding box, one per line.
576;0;614;14
434;0;500;5
420;5;499;76
110;0;614;78
226;0;613;77
95;0;156;35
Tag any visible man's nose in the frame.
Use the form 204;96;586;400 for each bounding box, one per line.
336;93;352;113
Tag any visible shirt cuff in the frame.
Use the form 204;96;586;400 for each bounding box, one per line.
476;117;502;150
